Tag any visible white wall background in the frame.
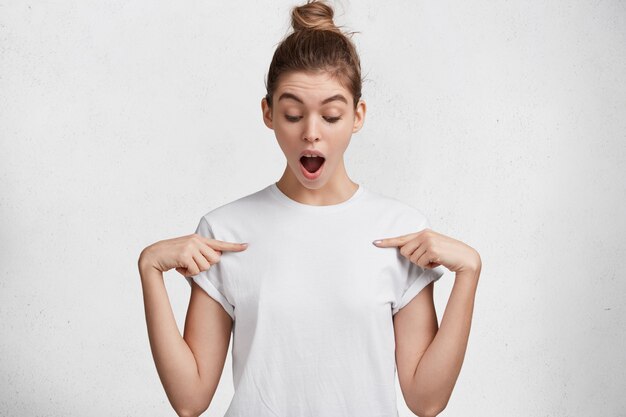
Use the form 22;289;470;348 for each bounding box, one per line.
1;1;625;416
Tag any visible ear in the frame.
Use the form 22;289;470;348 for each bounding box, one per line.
352;99;366;133
261;96;274;130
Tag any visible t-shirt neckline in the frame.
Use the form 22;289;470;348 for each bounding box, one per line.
268;182;365;213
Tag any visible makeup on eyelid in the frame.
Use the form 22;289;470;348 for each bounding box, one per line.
285;115;342;123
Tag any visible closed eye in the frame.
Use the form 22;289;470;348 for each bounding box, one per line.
285;115;301;122
284;115;342;123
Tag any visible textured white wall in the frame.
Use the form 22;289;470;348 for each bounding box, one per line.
1;1;625;416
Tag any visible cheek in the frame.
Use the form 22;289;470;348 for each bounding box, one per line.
274;131;302;156
275;123;301;140
330;127;353;150
273;123;296;140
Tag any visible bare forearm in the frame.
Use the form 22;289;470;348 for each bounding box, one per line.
411;268;480;415
138;260;203;416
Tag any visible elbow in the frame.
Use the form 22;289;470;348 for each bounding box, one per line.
412;410;442;417
175;401;209;417
420;411;442;417
175;407;203;417
405;387;449;417
410;402;447;417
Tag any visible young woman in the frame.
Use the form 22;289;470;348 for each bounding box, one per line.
138;1;481;416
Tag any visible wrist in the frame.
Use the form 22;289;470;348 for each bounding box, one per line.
454;266;480;288
453;271;479;298
456;249;481;276
139;265;164;286
138;249;161;278
455;253;481;283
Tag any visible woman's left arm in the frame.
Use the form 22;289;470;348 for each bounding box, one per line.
374;229;482;416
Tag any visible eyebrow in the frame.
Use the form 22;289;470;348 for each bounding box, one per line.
277;92;348;105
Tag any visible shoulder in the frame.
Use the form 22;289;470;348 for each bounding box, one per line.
198;184;273;226
363;186;431;230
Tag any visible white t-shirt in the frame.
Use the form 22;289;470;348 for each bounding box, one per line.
186;182;445;417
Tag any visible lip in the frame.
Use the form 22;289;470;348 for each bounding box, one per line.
300;156;325;180
299;149;326;158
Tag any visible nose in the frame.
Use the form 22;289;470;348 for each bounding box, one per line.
303;116;320;143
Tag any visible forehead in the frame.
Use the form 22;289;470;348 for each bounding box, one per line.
275;71;351;102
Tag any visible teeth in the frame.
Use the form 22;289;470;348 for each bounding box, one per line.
303;154;320;157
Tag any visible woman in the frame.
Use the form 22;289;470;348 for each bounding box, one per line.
138;1;481;416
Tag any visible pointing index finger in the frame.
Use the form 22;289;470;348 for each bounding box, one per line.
210;239;249;252
372;232;418;247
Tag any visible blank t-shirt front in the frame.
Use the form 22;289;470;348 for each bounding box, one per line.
186;182;445;417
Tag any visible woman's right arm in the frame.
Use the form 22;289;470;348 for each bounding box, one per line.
138;263;204;417
138;236;244;417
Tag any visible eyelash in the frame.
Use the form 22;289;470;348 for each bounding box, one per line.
285;115;342;124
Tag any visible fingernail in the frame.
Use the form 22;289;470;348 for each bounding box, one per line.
372;240;382;245
241;243;248;247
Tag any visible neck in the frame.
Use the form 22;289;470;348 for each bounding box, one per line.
276;161;359;206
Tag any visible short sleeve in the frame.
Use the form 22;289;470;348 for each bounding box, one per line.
391;217;446;316
185;216;235;321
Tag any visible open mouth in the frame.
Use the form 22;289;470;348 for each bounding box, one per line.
300;155;325;174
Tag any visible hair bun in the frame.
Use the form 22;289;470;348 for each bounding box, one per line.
291;0;341;34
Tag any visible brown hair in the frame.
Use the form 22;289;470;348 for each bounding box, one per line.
264;0;364;110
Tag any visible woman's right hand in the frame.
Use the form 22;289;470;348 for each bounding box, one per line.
139;234;248;277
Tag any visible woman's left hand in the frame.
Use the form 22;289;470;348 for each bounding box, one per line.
373;228;481;277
